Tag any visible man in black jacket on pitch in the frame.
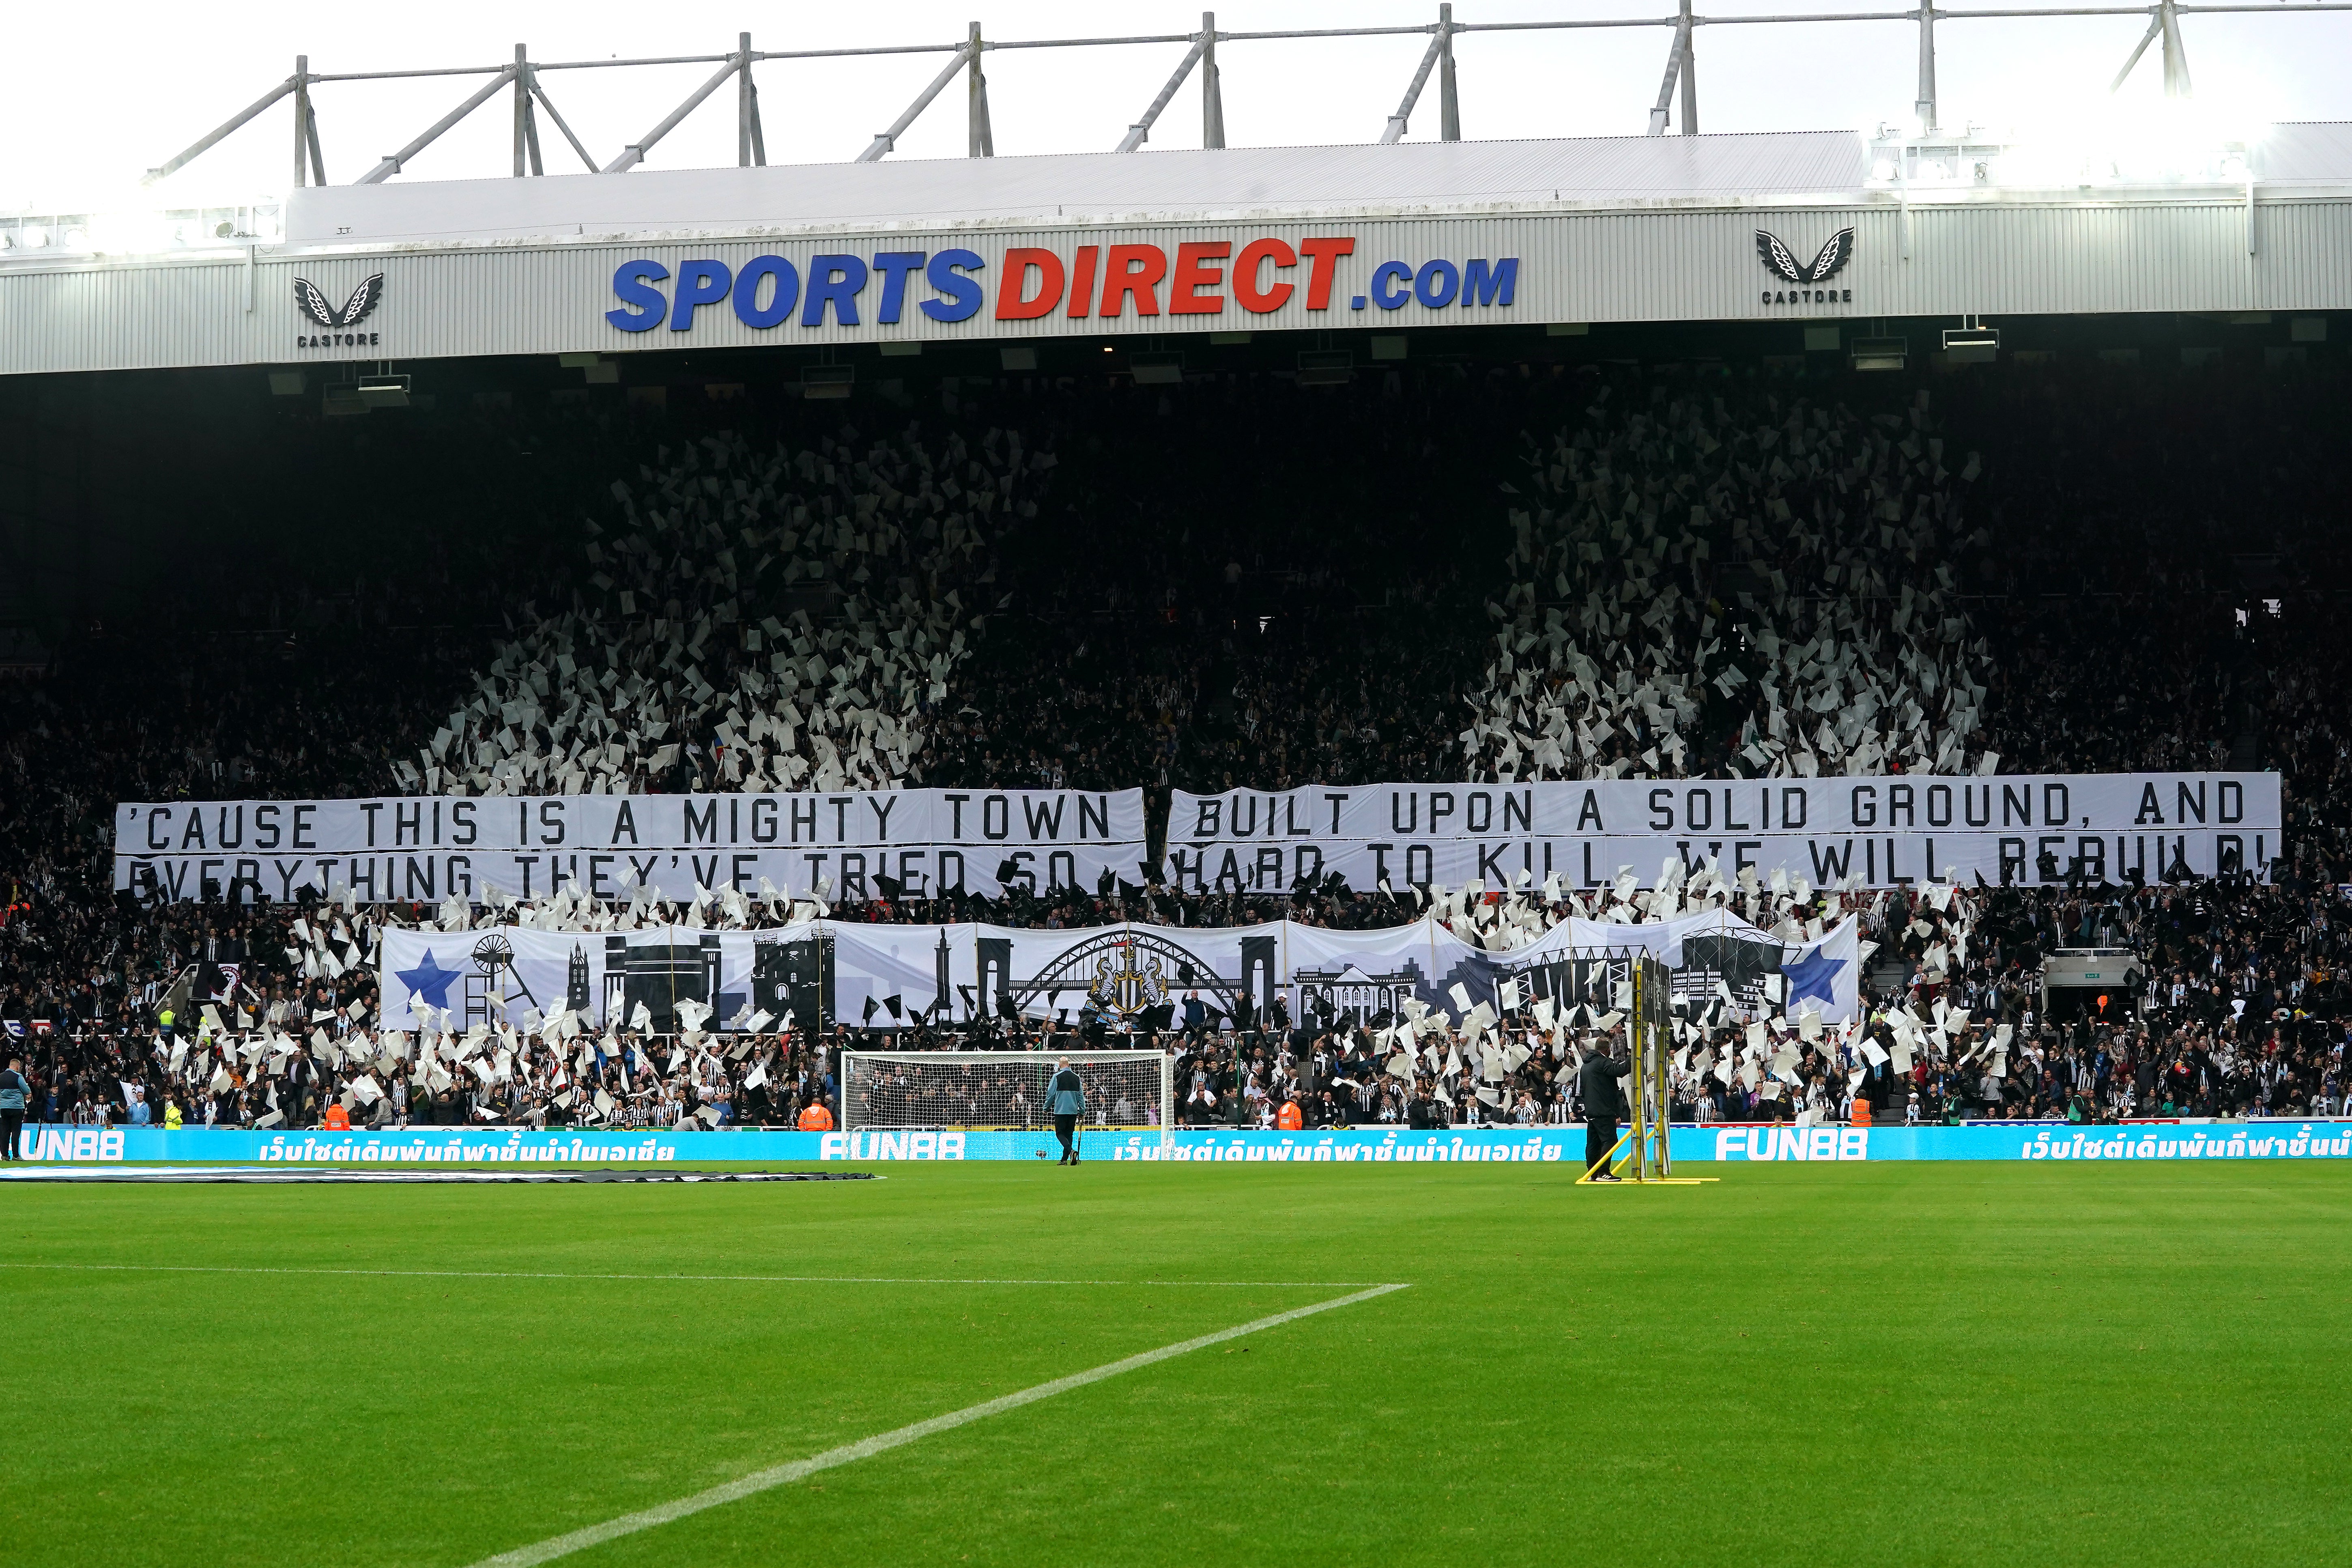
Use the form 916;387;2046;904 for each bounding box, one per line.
1579;1041;1634;1182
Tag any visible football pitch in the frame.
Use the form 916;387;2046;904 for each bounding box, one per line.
5;1161;2348;1568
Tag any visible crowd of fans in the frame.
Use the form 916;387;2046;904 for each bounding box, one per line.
6;353;2352;1141
9;869;2346;1137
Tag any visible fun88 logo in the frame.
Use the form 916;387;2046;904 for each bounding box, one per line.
1714;1127;1869;1161
26;1128;128;1162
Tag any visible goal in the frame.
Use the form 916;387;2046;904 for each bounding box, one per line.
840;1050;1174;1157
1623;952;1674;1179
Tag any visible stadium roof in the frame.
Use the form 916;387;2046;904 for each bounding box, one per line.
286;132;1875;249
4;125;2350;379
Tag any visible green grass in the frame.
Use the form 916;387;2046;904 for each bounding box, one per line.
3;1161;2348;1567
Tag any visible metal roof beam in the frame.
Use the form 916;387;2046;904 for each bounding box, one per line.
1678;0;1699;133
606;49;746;173
134;5;2352;185
1440;3;1461;139
968;22;994;158
740;32;765;167
528;77;601;172
2159;0;2194;94
145;74;298;185
1645;17;1690;134
858;41;978;162
1117;32;1211;152
1916;5;1939;132
1202;13;1225;150
2109;12;2164;89
359;65;518;184
1380;20;1448;143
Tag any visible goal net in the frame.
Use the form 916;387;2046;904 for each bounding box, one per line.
840;1050;1173;1157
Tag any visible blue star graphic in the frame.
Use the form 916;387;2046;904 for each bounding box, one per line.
396;949;464;1010
1781;944;1846;1009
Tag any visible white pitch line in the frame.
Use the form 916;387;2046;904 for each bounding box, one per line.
0;1261;1392;1289
467;1282;1410;1568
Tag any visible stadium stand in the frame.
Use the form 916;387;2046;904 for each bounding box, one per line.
4;356;2350;1137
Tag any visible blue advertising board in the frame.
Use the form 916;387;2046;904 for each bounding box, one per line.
8;1121;2350;1168
1694;1121;2352;1163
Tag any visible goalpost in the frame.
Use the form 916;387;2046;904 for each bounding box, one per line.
1570;949;1684;1184
839;1050;1174;1158
1621;953;1674;1180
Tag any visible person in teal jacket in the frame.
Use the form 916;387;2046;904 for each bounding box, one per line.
1;1052;28;1161
1047;1057;1086;1166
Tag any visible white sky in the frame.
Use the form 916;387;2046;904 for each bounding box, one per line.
9;0;2350;210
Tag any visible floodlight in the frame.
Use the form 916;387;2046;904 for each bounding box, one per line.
356;373;411;408
1296;349;1353;386
1849;336;1907;372
1129;352;1184;385
802;365;854;400
1941;325;1999;363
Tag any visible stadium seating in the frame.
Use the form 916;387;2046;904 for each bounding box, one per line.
4;356;2350;1136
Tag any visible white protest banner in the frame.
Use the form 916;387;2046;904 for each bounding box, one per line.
377;917;1494;1035
116;788;1146;906
1163;773;2281;892
379;908;1855;1033
1498;910;1861;1022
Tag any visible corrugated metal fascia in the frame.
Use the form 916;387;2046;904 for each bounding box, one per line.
6;197;2352;375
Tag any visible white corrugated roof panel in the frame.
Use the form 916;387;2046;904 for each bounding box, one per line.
2255;121;2352;183
286;131;1870;249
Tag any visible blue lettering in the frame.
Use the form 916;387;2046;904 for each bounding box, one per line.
731;255;800;329
1463;257;1518;306
668;259;732;330
1369;260;1413;310
1413;258;1460;308
803;254;869;327
922;249;985;323
606;260;669;332
871;252;926;324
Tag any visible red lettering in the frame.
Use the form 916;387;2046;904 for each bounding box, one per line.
1100;244;1167;317
995;248;1064;320
1298;236;1355;311
1233;238;1296;314
1065;245;1100;319
1169;241;1231;315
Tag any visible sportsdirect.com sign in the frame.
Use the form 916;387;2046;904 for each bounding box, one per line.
606;237;1517;336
